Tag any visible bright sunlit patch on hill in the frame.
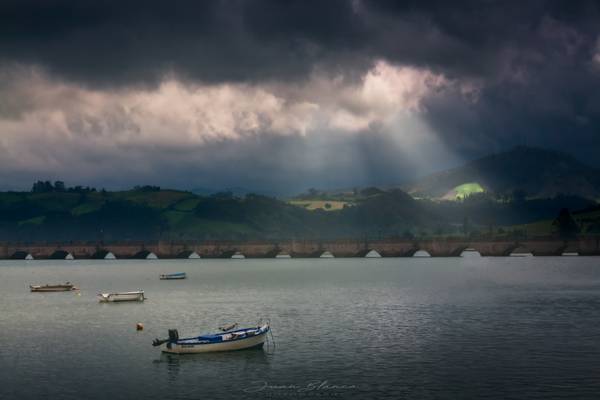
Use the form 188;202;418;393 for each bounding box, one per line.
443;182;485;200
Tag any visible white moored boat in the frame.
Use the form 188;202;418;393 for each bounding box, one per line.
153;323;270;354
97;290;145;302
30;282;78;292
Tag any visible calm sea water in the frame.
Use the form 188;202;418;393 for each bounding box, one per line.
1;257;600;400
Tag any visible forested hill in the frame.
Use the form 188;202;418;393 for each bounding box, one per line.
1;185;433;241
404;146;600;200
0;182;598;241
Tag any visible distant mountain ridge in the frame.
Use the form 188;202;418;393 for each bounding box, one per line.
403;146;600;200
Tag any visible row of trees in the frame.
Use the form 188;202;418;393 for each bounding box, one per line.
31;181;161;194
31;180;98;194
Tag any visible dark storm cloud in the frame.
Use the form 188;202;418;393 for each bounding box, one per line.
0;0;371;87
2;0;596;86
1;0;600;191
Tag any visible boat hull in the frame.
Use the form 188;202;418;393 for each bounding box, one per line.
159;273;186;280
162;331;268;354
98;292;145;302
30;285;76;292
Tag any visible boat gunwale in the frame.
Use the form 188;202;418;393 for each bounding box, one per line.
97;290;144;296
175;325;269;345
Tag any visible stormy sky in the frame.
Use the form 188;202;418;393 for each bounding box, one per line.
1;0;600;194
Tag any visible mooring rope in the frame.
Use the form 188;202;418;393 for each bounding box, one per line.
265;321;276;354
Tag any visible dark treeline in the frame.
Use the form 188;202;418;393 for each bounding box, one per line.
31;180;99;194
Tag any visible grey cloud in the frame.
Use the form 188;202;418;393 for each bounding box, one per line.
5;132;455;194
2;0;600;190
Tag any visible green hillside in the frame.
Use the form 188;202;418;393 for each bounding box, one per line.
0;181;597;241
404;146;600;200
507;206;600;236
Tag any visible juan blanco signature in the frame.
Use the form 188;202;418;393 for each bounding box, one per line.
243;380;358;393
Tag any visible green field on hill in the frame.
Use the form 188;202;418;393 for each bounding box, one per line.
444;182;485;200
288;200;350;211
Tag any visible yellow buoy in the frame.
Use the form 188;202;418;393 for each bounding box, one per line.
136;323;144;331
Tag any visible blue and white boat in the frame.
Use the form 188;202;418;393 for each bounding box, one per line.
159;272;186;280
152;323;270;354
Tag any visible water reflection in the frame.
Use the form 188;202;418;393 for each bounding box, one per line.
3;258;600;400
154;349;271;381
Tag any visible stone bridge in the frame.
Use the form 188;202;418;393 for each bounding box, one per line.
1;237;599;259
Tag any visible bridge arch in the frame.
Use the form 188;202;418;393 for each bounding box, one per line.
10;250;34;260
354;248;382;257
261;248;281;258
508;246;533;257
216;250;247;258
93;249;116;259
217;250;236;258
231;251;245;259
459;247;482;257
411;249;431;257
319;250;335;258
365;249;382;258
133;250;150;259
378;249;414;257
50;250;74;260
561;244;579;256
275;251;292;258
176;250;201;259
133;250;158;259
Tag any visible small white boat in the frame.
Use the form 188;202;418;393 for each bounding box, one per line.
231;252;245;259
30;282;78;292
153;323;270;354
159;272;186;280
98;290;145;302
